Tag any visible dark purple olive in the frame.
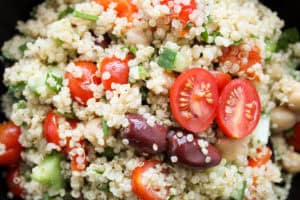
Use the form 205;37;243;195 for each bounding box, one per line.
167;130;221;169
95;33;111;48
123;114;168;154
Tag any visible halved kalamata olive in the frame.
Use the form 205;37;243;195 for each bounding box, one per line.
167;130;221;169
123;114;168;154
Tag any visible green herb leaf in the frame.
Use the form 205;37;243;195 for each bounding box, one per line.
168;195;175;200
101;117;110;136
158;48;177;69
18;43;28;54
250;34;259;39
264;56;272;63
140;86;148;102
121;45;137;54
73;10;99;21
211;31;221;42
17;101;27;109
265;37;277;53
184;22;193;30
100;182;110;192
55;38;64;47
233;39;244;46
108;33;119;41
277;28;300;51
8;82;26;98
45;72;63;93
58;7;74;19
53;110;77;120
201;29;209;42
103;147;115;161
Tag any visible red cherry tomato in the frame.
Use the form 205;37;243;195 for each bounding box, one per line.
211;71;232;92
248;147;271;167
132;160;163;200
0;121;22;166
65;61;101;105
43;111;60;145
100;56;129;90
71;149;87;172
161;0;196;26
287;122;300;152
6;166;25;198
170;68;219;133
216;79;261;138
93;0;137;20
219;44;261;80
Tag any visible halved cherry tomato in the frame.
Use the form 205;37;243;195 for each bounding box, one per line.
132;160;163;200
248;147;271;167
43;111;60;145
211;71;232;92
219;43;261;80
216;79;261;138
0;121;22;166
170;68;219;133
65;61;101;105
6;166;25;198
93;0;137;19
100;56;129;90
287;122;300;152
161;0;196;26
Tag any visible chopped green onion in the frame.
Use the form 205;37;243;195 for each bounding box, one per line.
168;195;175;200
158;48;177;69
265;37;277;53
211;31;221;42
45;70;63;93
138;66;150;79
31;153;66;190
264;56;272;63
58;7;74;19
277;27;300;51
103;147;115;161
232;39;244;46
108;33;119;41
53;110;77;120
101;117;110;136
73;10;99;21
17;101;27;109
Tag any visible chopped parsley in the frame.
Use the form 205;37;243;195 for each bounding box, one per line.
232;39;244;46
17;101;27;109
45;71;63;93
8;82;26;98
138;66;150;79
277;27;300;51
121;45;137;54
265;37;277;53
103;147;115;161
18;43;28;54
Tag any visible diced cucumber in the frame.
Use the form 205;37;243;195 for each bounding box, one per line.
28;67;63;96
158;48;189;72
230;180;247;200
251;114;270;145
31;153;65;190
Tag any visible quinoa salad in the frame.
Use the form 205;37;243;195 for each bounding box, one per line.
1;0;300;199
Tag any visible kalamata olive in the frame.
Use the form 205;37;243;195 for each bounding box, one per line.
123;114;168;154
167;130;221;169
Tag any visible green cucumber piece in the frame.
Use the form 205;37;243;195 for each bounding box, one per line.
31;153;65;190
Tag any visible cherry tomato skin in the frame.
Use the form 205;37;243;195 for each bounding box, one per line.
287;122;300;152
0;121;22;166
65;61;101;105
131;160;163;200
71;151;87;172
248;147;272;167
161;0;196;26
43;111;60;145
6;166;25;198
211;71;232;92
219;44;261;80
216;79;261;138
170;68;219;133
93;0;137;19
100;57;129;90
